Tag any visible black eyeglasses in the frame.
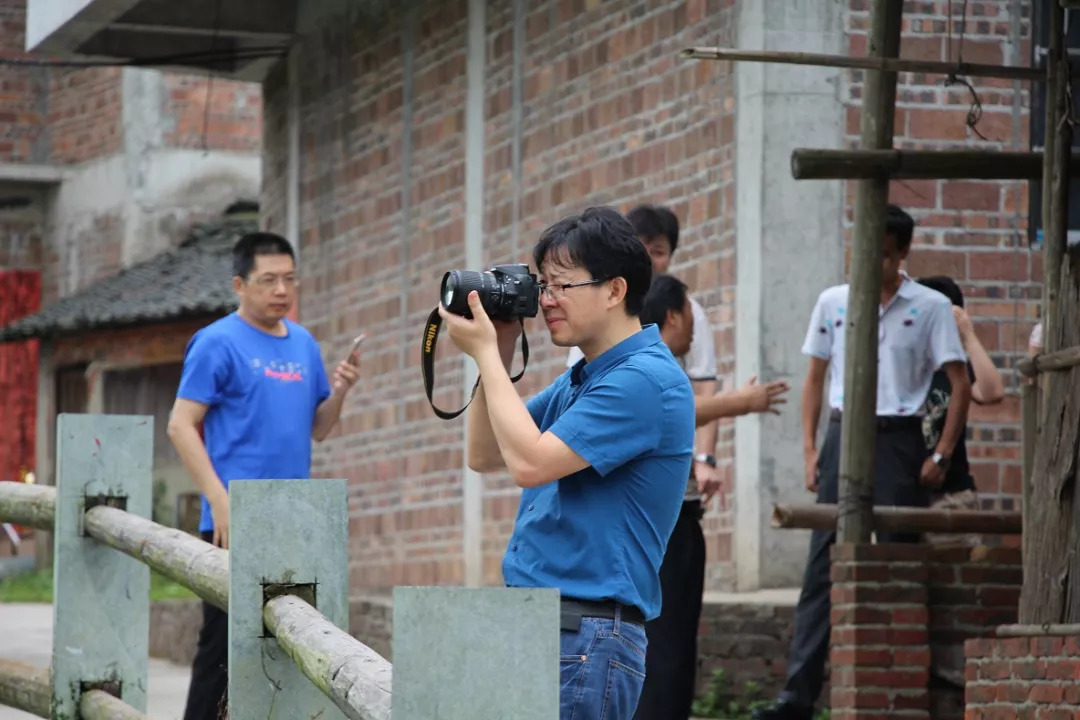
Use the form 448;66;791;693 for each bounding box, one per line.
538;278;606;300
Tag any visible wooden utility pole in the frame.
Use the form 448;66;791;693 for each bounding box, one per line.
1019;1;1080;625
836;0;904;544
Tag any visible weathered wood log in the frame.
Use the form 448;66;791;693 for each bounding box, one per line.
0;483;56;530
1016;344;1080;377
838;0;904;544
771;503;1023;534
264;594;392;720
996;623;1080;637
1020;0;1080;626
791;148;1080;181
1021;383;1037;571
84;505;229;611
680;46;1045;82
80;689;153;720
0;658;49;717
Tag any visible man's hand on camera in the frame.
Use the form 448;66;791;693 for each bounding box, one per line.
439;291;500;362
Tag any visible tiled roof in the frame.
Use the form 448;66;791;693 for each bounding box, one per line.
0;215;256;343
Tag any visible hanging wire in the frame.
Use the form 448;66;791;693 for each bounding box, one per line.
945;0;990;141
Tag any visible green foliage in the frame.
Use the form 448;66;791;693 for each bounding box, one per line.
0;567;195;603
691;668;830;720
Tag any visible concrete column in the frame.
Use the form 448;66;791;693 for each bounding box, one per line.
462;0;486;587
733;0;846;590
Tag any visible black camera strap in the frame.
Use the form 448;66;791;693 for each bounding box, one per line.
421;306;529;420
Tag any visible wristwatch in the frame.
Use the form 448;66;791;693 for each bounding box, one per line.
931;452;950;470
694;453;717;468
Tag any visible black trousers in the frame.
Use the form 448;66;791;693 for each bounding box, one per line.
633;499;706;720
182;531;229;720
778;415;930;711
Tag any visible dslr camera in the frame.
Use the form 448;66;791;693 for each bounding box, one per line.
440;263;540;321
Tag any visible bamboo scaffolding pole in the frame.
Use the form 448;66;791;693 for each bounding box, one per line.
771;503;1023;534
838;0;904;544
681;46;1047;82
1016;344;1080;376
790;148;1080;180
0;659;49;717
264;594;392;720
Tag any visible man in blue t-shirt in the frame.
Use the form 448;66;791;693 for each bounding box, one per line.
168;231;360;720
438;206;696;719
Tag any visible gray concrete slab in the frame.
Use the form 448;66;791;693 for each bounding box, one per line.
0;603;192;720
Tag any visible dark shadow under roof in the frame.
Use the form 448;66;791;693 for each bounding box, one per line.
0;216;257;343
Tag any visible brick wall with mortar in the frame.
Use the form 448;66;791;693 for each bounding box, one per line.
267;0;740;590
1;0;263;302
965;635;1080;719
843;0;1035;523
826;543;1023;720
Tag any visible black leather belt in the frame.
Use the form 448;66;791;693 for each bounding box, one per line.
829;408;921;433
560;597;646;631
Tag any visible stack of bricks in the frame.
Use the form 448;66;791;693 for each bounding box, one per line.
966;636;1080;718
830;544;933;719
828;543;1024;720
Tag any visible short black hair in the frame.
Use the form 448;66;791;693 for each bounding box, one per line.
626;204;679;253
232;232;295;279
532;206;653;316
886;204;915;252
640;274;689;330
917;275;964;308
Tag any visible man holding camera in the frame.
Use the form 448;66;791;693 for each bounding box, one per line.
438;206;696;718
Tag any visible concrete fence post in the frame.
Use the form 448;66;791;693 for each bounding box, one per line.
228;477;350;720
52;413;154;718
392;586;561;719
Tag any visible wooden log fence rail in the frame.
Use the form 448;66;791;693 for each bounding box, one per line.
0;658;151;720
0;414;560;720
1016;344;1080;377
771;503;1024;534
0;474;391;720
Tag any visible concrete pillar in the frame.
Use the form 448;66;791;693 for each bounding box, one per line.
733;0;846;590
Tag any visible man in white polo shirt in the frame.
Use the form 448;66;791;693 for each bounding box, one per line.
753;204;972;720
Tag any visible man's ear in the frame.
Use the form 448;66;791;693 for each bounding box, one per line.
606;276;628;309
232;276;244;296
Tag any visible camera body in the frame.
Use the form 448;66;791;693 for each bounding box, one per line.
440;263;540;322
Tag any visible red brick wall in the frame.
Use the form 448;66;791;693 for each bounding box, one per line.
843;0;1034;519
965;635;1080;718
161;71;263;152
0;0;48;163
828;543;1023;720
47;67;124;165
271;0;738;590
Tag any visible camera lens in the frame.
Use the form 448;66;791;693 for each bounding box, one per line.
441;270;487;317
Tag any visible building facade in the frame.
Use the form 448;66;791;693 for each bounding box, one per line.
17;0;1037;593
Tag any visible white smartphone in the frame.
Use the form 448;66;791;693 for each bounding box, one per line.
346;334;366;366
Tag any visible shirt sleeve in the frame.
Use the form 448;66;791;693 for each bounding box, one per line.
176;331;230;407
546;366;664;477
683;297;717;381
801;291;833;359
525;381;557;427
926;296;968;370
312;340;332;406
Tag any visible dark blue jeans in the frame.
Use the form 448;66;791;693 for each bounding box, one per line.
559;610;648;719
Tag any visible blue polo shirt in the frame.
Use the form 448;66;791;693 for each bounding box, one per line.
502;324;695;621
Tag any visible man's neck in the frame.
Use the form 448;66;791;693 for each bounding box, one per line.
579;315;643;363
238;307;287;336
